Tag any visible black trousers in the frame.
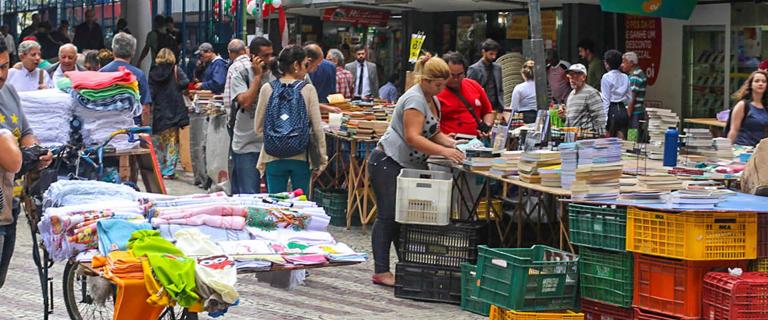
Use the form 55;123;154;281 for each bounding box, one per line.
607;102;629;138
368;149;404;274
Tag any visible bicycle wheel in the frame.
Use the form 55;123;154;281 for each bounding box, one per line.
62;260;115;320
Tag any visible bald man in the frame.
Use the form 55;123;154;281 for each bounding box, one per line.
304;44;337;104
46;43;85;83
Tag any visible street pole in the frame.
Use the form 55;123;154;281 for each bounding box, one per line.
254;0;263;37
528;0;548;111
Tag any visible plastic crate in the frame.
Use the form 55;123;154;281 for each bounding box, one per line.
460;263;490;316
476;199;503;221
625;207;757;260
399;222;488;268
394;262;461;304
578;247;633;307
702;272;768;320
395;169;453;226
759;214;768;257
580;298;633;320
475;245;579;311
634;308;692;320
568;204;627;252
489;305;584;320
751;258;768;272
314;188;359;227
633;253;749;319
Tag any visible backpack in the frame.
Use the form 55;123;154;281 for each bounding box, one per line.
227;67;251;138
263;80;310;158
724;99;750;138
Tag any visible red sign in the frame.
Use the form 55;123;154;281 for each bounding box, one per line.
625;15;662;86
321;7;390;27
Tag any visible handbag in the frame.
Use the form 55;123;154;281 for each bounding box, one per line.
447;87;491;134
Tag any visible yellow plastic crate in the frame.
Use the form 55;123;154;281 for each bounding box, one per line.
476;199;502;220
626;207;757;260
489;305;584;320
751;258;768;272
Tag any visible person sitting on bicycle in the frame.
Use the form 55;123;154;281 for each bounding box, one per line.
0;39;53;288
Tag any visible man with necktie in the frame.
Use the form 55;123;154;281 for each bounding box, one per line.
345;44;379;100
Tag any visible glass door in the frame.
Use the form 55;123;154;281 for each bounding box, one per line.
682;26;726;120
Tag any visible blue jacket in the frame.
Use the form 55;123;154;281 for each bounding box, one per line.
201;56;227;94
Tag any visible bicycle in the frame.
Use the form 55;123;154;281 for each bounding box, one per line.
24;123;190;320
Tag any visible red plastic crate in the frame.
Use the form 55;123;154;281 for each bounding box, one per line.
759;214;768;258
632;254;749;319
702;272;768;320
581;298;633;320
634;308;694;320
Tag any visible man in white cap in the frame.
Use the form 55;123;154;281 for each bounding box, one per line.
194;42;227;94
557;63;606;131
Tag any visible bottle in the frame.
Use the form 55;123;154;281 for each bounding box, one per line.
270;188;304;200
663;127;679;167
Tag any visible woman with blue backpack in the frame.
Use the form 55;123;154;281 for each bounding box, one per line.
253;45;327;193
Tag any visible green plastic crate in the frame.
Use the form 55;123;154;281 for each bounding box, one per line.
314;188;359;226
568;204;627;252
460;263;491;316
578;247;633;308
475;245;579;312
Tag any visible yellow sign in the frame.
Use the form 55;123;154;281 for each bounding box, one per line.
409;33;426;63
506;15;529;40
542;10;557;42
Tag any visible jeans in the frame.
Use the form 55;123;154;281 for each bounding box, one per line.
231;152;262;194
0;199;19;288
265;160;311;193
368;149;403;274
521;110;538;124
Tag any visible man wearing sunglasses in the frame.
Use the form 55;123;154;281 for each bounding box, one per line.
436;51;495;139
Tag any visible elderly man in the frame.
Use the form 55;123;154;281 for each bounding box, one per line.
305;44;336;103
0;39;52;288
194;43;227;94
73;9;104;51
100;33;152;124
557;64;606;132
345;44;379;100
327;48;354;99
223;37;273;194
6;41;52;92
621;51;648;140
46;44;84;83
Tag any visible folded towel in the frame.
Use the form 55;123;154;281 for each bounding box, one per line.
66;68;137;90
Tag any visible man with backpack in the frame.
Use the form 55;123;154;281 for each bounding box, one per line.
137;15;177;67
223;37;274;194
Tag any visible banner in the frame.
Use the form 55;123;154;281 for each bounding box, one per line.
409;33;426;64
506;15;529;40
625;15;662;86
601;0;697;20
321;7;390;26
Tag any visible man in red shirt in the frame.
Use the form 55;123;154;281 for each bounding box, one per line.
437;52;495;138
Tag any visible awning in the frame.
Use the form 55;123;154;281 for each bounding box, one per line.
600;0;698;20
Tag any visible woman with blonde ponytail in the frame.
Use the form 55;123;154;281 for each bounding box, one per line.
367;56;465;287
509;60;538;124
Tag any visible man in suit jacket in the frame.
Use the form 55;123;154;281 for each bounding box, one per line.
467;39;504;112
345;44;379;99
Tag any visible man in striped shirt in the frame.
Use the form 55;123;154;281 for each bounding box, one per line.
621;51;648;141
558;63;606;133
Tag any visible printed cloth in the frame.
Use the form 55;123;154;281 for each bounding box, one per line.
152;128;180;177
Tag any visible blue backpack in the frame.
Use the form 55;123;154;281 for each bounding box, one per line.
263;80;310;158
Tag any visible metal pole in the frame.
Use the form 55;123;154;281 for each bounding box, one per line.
254;0;262;37
528;0;548;111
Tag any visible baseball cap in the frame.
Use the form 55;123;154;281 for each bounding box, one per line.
567;63;587;74
195;42;213;55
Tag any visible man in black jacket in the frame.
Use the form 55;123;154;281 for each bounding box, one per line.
73;9;104;51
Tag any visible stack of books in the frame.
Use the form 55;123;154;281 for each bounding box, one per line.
539;165;562;187
646;108;680;160
371;107;389;121
560;143;578;189
619;191;666;204
356;121;389;139
571;138;623;200
637;173;683;191
518;150;561;184
489;151;522;177
463;157;495;171
669;190;723;209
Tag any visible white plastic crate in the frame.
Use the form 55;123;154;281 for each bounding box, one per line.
395;169;453;225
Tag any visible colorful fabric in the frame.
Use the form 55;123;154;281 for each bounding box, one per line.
78;82;139;100
97;219;152;255
71;90;140;112
65;69;137;90
128;230;200;308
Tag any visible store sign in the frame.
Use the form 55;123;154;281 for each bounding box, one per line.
625;15;662;86
506;15;529;40
321;7;390;26
601;0;697;20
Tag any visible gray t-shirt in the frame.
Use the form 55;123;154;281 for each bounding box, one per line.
0;84;32;141
230;62;275;155
378;84;441;169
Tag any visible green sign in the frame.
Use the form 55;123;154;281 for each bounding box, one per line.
600;0;698;20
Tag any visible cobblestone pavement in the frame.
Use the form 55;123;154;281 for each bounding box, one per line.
0;173;485;320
